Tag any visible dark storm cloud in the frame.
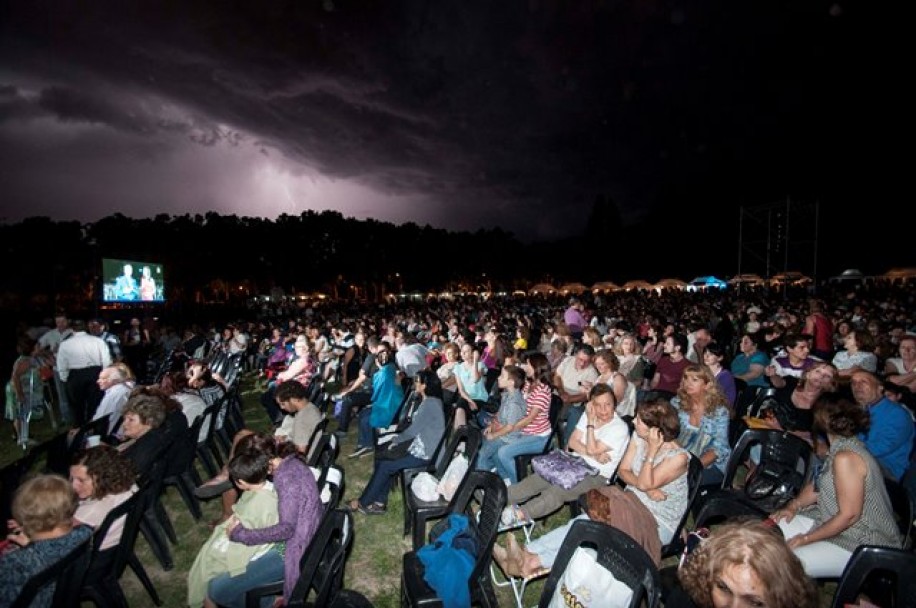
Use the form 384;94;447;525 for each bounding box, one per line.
0;0;899;250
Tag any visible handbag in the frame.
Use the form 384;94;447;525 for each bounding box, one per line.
531;449;598;490
547;546;633;608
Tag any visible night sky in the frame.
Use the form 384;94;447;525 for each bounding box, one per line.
0;1;907;274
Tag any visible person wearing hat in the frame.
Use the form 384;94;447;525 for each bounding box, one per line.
745;306;762;334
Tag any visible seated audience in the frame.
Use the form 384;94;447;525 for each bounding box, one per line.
502;383;630;524
476;365;528;475
209;433;322;608
671;520;819;608
770;393;903;578
493;398;689;576
1;474;93;606
349;369;446;515
672;364;731;487
850;370;915;481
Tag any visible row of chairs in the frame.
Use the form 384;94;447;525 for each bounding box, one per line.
400;468;916;608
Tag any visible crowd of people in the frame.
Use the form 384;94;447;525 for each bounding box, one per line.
3;278;916;605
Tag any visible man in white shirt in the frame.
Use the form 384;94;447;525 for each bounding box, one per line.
92;365;134;435
57;319;112;426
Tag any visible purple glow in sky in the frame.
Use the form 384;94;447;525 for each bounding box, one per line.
0;1;905;253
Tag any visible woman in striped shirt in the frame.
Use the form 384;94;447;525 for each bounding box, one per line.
492;352;554;484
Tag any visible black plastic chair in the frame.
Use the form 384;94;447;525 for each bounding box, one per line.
242;508;355;608
403;424;483;549
535;519;661;608
137;457;175;570
693;428;813;528
196;397;227;478
883;475;915;550
662;454;705;559
305;417;330;461
11;531;93;608
397;408;454;507
401;470;508;608
513;392;563;482
80;488;162;607
830;544;916;608
161;411;207;521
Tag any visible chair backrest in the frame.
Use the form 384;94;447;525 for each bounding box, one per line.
198;397;224;447
830;544;916;608
548;391;564;450
446;470;508;597
883;476;915;549
723;428;813;506
537;519;661;608
11;531;93;608
287;508;354;608
307;431;338;474
305;417;330;460
433;424;482;475
663;454;704;556
85;488;147;582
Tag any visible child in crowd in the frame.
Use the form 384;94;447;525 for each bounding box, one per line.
188;449;279;607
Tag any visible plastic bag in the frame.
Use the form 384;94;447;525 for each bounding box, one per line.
411;471;441;502
436;453;469;501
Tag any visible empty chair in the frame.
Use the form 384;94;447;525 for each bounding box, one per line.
535;519;661;608
693;428;813;528
401;470;508;608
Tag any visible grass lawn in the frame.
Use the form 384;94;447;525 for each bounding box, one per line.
1;373;837;607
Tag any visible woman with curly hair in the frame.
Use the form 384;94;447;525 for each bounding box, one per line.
672;364;731;486
70;445;138;551
769;393;902;578
673;520;818;608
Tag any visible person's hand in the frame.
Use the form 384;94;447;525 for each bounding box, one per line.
786;534;808;549
594;451;610;464
585;401;596;426
646;427;664;451
225;516;240;536
769;500;797;523
7;520;28;547
580;380;594;392
646;489;667;501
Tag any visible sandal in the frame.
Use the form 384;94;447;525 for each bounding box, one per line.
363;502;387;516
499;504;529;529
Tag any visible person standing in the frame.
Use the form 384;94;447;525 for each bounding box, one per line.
563;297;587;341
39;313;73;424
57;319;112;427
88;318;123;363
804;299;835;362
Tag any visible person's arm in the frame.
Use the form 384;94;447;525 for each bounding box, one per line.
614;434;641;486
566;403;611;462
230;462;313;544
277;357;307;382
786;451;865;549
700;409;730;468
630;432;689;492
770;480;818;523
863;406;913;461
734;361;765;383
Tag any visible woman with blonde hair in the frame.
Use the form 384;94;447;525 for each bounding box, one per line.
673;520;818;608
1;474;93;605
672;364;731;486
613;333;645;384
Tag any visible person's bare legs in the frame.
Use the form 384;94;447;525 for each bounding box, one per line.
454;407;467;429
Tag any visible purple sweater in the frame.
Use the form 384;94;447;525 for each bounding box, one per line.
230;455;322;600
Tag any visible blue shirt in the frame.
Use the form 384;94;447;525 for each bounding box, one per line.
859;397;915;481
730;351;770;388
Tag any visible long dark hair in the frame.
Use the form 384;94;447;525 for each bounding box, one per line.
416;368;443;399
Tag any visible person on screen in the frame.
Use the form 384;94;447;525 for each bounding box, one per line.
140;266;156;301
113;263;139;301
